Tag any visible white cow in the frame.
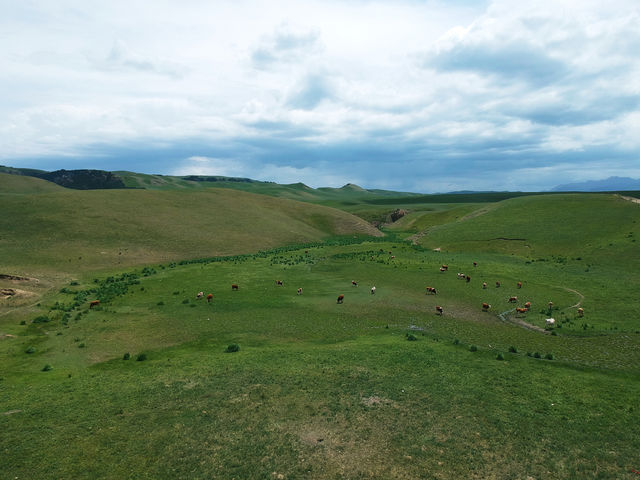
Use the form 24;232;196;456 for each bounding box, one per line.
545;318;555;328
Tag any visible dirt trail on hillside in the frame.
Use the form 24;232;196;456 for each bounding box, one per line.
408;204;497;245
499;287;585;334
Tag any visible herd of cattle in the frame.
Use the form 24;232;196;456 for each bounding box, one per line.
87;257;584;328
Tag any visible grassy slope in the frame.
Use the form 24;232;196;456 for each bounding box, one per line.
0;172;65;194
0;185;381;278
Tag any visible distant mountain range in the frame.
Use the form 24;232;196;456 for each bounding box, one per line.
552;176;640;192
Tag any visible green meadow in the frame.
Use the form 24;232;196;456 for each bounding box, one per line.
1;173;639;479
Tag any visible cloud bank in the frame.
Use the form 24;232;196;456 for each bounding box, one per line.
1;0;638;191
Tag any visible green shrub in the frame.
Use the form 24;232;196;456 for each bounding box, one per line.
406;333;417;341
469;345;478;352
123;352;130;360
508;346;518;353
182;299;189;304
136;353;147;362
545;353;554;360
225;343;240;353
78;343;86;348
496;353;505;361
157;301;164;306
42;364;52;372
453;339;460;345
25;346;35;354
20;320;26;325
534;352;541;359
32;315;50;324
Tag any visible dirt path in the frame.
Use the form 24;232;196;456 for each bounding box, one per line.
498;287;585;334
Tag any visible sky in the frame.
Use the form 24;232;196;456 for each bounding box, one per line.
1;0;639;192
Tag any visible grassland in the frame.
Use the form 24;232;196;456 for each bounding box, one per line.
1;178;639;479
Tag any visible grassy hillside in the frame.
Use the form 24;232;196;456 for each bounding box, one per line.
0;187;381;277
0;172;65;194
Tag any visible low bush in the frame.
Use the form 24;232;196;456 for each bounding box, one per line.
225;343;240;353
508;346;518;353
534;352;541;359
32;315;50;324
496;353;505;361
469;345;478;352
123;352;130;360
406;333;417;341
545;353;554;360
25;346;35;354
42;364;52;371
136;353;147;362
453;339;460;345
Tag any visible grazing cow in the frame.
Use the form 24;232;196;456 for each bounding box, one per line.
371;286;376;295
275;280;283;286
577;307;584;317
425;286;437;295
435;305;443;315
391;255;395;259
524;301;532;309
482;302;491;311
517;282;523;289
196;291;204;299
231;284;239;291
508;296;518;303
207;293;213;303
466;275;471;283
457;273;464;279
297;288;303;295
473;262;478;267
89;300;100;309
441;265;449;271
352;280;358;287
440;267;447;272
496;281;501;288
337;294;344;304
548;301;553;312
482;282;487;289
515;307;528;314
546;318;555;328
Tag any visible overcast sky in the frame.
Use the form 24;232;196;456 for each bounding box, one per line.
2;0;639;192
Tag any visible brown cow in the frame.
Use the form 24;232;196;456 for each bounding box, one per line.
524;301;532;309
496;281;501;288
441;265;449;271
435;305;443;315
473;261;477;267
207;293;213;303
482;302;491;311
577;307;584;317
508;296;518;303
425;286;437;295
231;284;239;291
517;282;522;289
89;300;100;308
337;294;344;304
275;280;283;286
297;288;303;295
465;275;471;283
516;307;529;314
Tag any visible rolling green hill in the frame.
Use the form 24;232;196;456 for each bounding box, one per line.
0;186;381;277
0;172;66;194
